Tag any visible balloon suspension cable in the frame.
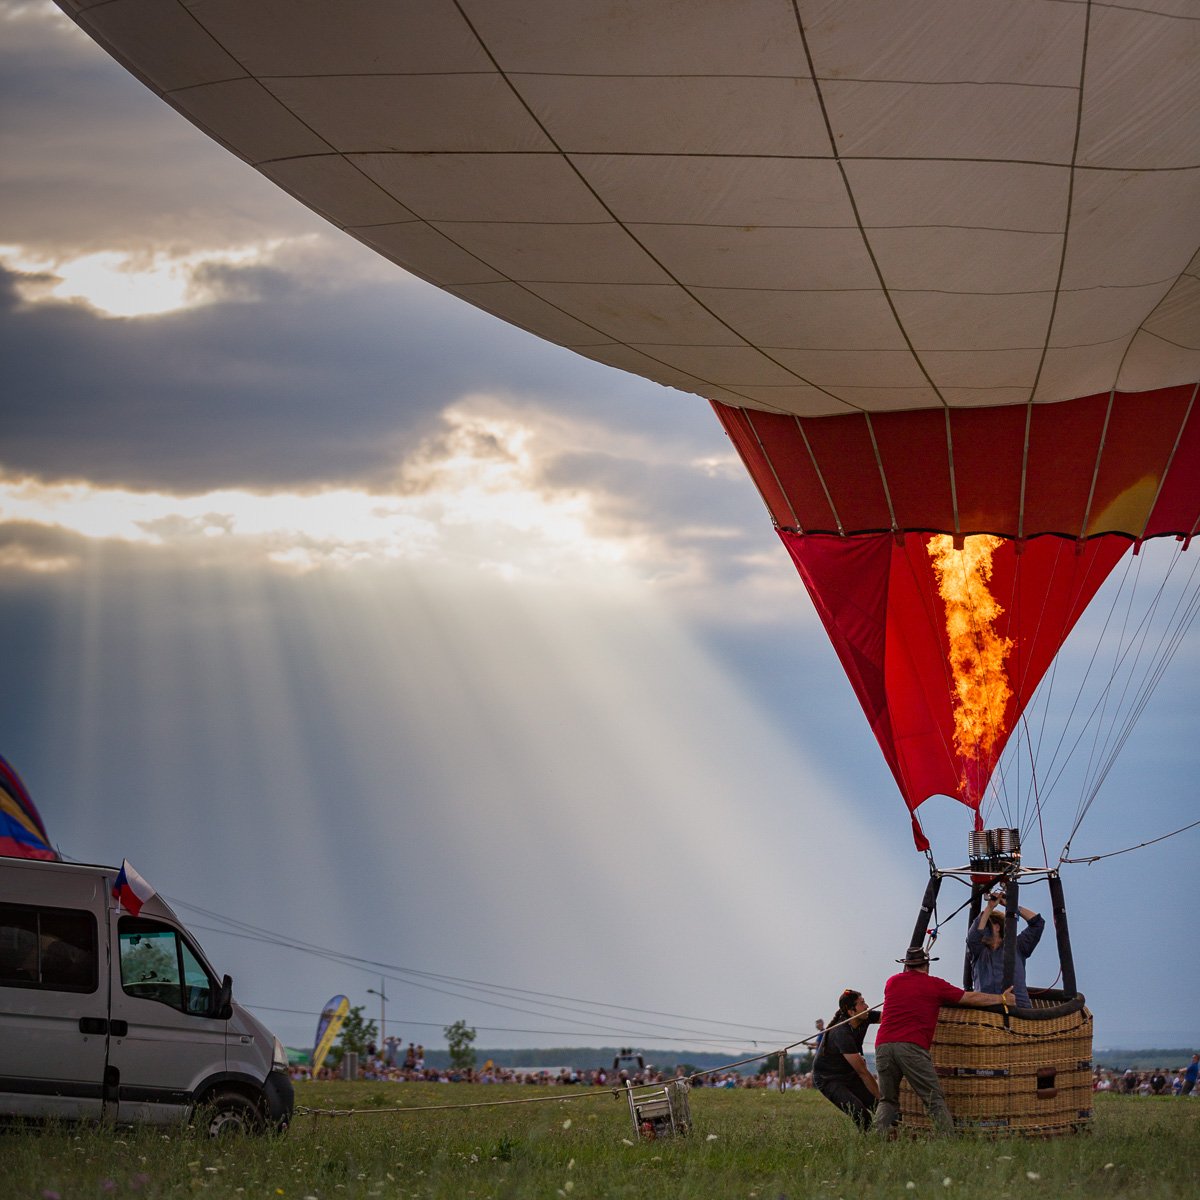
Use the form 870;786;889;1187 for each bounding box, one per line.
924;891;976;950
1022;714;1050;867
1057;539;1200;860
1060;815;1200;866
926;873;1003;945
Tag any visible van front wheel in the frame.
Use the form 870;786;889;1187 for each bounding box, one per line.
202;1090;265;1138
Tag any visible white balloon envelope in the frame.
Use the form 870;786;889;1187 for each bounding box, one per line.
55;0;1200;416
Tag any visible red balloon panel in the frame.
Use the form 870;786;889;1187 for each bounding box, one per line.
780;531;1130;849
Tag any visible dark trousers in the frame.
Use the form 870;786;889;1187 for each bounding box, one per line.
873;1041;954;1134
817;1074;877;1131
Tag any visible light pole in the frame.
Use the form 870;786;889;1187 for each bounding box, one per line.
366;979;389;1048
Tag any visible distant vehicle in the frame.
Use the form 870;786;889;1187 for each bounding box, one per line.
0;857;293;1134
612;1048;646;1073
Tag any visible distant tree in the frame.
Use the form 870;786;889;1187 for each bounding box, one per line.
338;1005;378;1058
444;1019;477;1070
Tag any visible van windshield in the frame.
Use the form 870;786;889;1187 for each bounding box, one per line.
119;918;214;1015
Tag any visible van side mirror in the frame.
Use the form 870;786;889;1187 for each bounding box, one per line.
215;974;233;1020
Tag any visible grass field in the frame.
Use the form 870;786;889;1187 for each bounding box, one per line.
4;1083;1199;1199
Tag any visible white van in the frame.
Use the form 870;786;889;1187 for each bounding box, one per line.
0;857;293;1134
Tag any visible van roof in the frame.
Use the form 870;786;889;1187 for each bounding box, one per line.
1;856;118;875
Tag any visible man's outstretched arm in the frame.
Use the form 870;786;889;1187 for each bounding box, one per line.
960;987;1016;1008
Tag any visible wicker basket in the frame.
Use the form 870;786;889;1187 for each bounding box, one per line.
898;992;1093;1137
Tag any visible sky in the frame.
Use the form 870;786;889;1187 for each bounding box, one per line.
2;1;1198;1055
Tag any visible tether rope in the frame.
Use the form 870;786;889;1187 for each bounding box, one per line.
292;1003;884;1120
1061;816;1200;865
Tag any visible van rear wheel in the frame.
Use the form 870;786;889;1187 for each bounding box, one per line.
202;1090;265;1138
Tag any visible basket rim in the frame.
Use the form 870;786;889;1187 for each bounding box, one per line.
948;992;1087;1022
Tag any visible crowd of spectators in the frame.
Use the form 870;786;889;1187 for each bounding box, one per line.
286;1034;827;1089
289;1056;787;1088
1093;1056;1200;1096
287;1035;1200;1100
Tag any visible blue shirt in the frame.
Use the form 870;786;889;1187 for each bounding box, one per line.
966;914;1045;1008
1186;1060;1199;1083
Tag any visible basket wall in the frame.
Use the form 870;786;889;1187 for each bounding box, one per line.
898;1003;1093;1137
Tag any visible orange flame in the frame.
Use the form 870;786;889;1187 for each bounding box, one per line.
927;534;1014;803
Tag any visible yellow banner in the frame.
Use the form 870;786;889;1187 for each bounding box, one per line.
312;996;350;1072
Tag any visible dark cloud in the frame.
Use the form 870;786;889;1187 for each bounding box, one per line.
0;3;734;498
0;4;316;257
0;518;89;572
0;259;723;491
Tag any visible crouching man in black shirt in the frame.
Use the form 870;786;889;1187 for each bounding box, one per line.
811;989;880;1131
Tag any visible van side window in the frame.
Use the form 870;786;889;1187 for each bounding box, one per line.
0;903;97;992
118;918;215;1016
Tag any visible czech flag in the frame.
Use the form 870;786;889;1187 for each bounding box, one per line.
112;860;156;916
0;755;57;861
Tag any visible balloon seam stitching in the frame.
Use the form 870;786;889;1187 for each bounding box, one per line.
793;417;843;534
744;410;803;531
1026;0;1094;405
1018;403;1034;542
863;412;898;533
712;405;787;529
944;409;962;538
1078;390;1116;541
119;0;783;413
444;0;856;411
790;0;948;411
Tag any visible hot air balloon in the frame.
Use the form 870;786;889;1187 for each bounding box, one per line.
50;0;1200;841
53;0;1200;1134
0;754;57;861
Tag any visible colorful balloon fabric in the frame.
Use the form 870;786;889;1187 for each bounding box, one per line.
0;755;57;861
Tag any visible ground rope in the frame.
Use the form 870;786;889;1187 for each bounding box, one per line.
292;1003;883;1119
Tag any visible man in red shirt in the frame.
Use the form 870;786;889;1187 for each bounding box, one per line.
872;948;1014;1134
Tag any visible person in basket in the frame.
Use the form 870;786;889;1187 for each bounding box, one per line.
966;891;1045;1008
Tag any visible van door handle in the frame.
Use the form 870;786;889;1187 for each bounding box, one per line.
110;1020;128;1037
